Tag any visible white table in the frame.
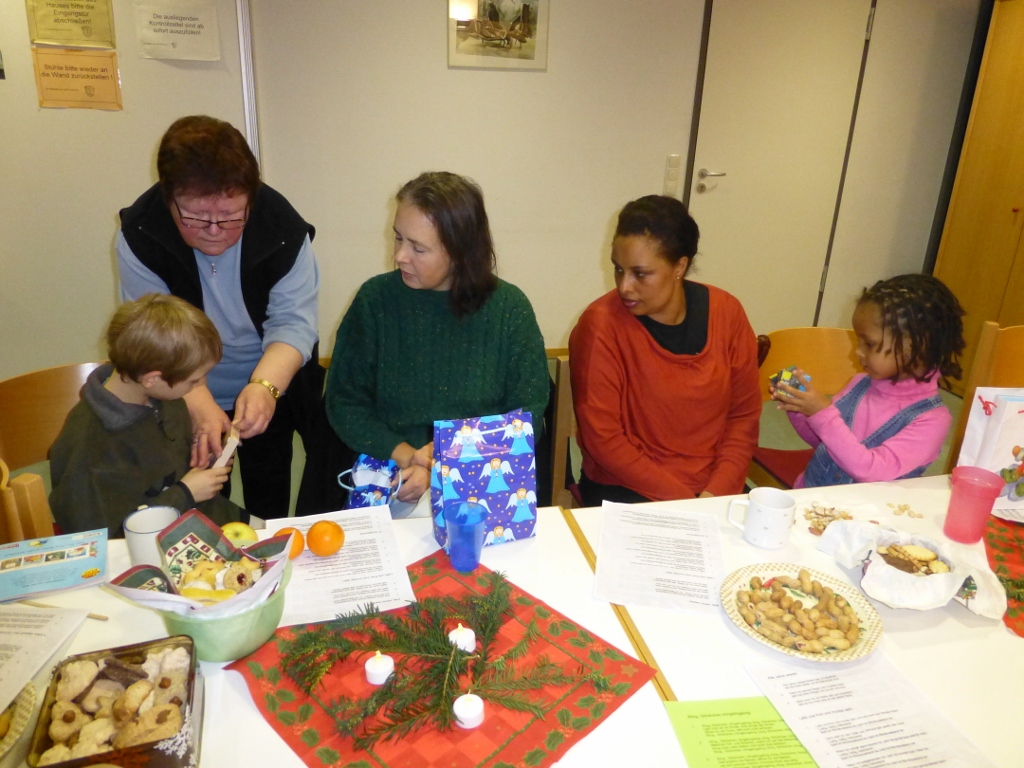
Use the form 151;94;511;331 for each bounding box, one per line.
29;507;682;767
569;476;1022;768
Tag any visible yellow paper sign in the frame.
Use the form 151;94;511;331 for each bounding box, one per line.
32;48;122;110
26;0;115;49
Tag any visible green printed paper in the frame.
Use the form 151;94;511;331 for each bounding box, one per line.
665;697;817;768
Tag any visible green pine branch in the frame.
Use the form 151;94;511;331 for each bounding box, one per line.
279;571;598;749
998;574;1024;602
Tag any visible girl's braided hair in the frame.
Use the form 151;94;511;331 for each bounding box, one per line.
858;274;965;383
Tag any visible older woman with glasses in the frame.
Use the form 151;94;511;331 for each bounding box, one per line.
116;115;320;519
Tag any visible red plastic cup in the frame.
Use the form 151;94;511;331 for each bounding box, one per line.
943;466;1003;544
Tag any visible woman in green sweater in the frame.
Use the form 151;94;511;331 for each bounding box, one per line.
325;172;549;508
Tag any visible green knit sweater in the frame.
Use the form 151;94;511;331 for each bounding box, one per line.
325;271;549;459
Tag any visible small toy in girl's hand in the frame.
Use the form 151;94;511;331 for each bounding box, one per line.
770;366;810;391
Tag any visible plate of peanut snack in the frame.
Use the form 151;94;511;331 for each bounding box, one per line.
721;564;882;662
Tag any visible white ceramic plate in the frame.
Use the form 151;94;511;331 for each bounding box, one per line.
721;563;882;662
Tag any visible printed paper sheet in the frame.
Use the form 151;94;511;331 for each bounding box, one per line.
265;507;415;626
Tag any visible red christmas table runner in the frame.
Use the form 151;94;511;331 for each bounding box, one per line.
227;553;655;767
984;516;1024;637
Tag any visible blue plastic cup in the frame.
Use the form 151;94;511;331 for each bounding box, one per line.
444;502;487;573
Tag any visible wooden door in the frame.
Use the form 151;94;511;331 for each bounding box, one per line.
998;225;1024;329
934;0;1024;394
687;0;872;334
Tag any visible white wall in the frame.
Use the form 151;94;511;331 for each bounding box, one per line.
249;0;706;352
0;0;245;379
818;0;980;327
0;0;980;379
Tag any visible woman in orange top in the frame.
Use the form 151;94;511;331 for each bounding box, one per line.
568;195;760;505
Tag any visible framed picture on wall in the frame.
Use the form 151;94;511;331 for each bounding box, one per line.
448;1;549;71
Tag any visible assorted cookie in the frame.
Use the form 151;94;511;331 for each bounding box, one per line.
35;644;191;766
178;555;263;605
0;699;13;739
877;543;951;575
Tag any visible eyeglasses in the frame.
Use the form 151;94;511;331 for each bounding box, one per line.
173;199;248;231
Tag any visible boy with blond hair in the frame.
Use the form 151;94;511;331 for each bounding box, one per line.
50;294;243;536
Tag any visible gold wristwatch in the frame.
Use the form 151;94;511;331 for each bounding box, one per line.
250;378;281;400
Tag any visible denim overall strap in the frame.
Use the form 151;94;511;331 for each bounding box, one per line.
801;377;872;487
833;375;873;427
802;381;944;486
863;394;944;479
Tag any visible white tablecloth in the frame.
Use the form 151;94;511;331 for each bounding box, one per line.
24;507;682;767
571;476;1022;768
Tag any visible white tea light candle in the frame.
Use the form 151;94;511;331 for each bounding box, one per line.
453;693;484;729
364;650;394;685
448;623;476;653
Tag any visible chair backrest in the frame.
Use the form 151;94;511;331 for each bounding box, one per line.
757;327;861;401
0;362;103;471
549;355;577;509
946;321;1024;472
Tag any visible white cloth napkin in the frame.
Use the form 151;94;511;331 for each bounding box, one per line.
818;520;1006;619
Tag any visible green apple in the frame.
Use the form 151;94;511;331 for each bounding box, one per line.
222;521;258;546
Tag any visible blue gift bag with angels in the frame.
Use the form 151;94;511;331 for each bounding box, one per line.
430;409;538;548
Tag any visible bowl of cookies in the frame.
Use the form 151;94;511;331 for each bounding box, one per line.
157;559;291;663
108;511;294;663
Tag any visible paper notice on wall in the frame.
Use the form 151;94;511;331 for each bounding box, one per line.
134;0;220;61
26;0;115;48
31;47;121;109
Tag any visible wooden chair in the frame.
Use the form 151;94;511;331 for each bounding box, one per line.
0;362;103;471
945;321;1024;472
549;352;581;509
0;362;102;542
748;328;861;489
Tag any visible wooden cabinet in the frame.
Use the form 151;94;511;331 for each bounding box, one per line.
934;0;1024;394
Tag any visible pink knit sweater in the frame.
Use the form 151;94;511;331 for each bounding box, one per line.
787;373;951;488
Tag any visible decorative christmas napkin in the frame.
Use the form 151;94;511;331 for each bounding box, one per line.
984;516;1024;638
227;553;655;767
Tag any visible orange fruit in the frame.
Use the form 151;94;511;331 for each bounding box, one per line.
276;526;305;559
306;520;345;557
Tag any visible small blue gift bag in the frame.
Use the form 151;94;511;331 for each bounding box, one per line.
340;454;400;509
430;409;538;548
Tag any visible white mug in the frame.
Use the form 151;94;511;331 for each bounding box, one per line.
727;487;796;549
123;506;179;567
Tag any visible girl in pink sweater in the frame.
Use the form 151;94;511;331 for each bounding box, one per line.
773;274;965;488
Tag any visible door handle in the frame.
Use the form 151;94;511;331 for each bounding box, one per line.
697;168;726;179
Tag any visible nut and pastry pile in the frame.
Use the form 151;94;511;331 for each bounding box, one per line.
37;646;190;766
735;569;861;654
877;543;950;576
886;502;924;519
803;503;853;535
177;556;262;605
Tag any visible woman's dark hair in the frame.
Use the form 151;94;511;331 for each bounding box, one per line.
615;195;700;268
858;273;965;383
397;171;498;318
157;115;261;203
